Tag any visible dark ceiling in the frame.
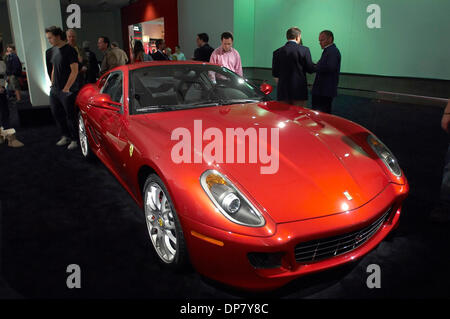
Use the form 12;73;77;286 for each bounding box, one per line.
0;0;134;10
60;0;132;10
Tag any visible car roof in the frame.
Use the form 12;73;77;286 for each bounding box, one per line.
126;60;221;71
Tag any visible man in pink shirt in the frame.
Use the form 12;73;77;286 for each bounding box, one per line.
209;32;243;76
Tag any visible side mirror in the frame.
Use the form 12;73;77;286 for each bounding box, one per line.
88;93;121;111
260;82;273;95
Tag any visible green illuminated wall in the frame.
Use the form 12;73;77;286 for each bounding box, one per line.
234;0;450;80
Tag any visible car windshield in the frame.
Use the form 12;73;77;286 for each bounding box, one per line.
130;64;268;114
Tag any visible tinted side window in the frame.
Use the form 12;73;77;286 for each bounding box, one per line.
102;73;123;103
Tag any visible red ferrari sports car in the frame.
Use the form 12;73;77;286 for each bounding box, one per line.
75;61;408;290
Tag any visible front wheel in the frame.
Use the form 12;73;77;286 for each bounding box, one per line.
143;174;188;268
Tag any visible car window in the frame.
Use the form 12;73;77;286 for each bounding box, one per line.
130;65;267;114
101;72;123;104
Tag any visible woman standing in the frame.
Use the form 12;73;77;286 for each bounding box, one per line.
132;40;153;63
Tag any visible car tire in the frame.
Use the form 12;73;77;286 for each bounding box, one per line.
143;174;189;269
78;112;94;161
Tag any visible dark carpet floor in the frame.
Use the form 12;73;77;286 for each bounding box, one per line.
0;94;449;299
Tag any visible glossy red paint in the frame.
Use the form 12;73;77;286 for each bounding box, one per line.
75;62;409;290
260;82;273;95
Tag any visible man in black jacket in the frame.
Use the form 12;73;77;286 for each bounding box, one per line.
272;27;315;106
152;39;169;61
82;41;99;83
193;33;214;62
312;30;341;114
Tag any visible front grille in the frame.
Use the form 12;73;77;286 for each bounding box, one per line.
294;207;392;264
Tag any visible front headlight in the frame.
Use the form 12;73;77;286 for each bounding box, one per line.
367;135;402;177
200;170;265;227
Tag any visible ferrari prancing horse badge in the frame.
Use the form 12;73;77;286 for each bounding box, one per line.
129;144;134;157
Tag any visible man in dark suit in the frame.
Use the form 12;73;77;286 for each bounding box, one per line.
152;39;169;61
272;27;315;106
312;30;341;113
193;33;214;62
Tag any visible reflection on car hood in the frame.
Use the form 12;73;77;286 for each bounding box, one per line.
132;101;390;223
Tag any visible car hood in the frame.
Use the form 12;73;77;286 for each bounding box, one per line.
132;101;390;223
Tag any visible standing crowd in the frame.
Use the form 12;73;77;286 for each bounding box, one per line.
37;25;342;152
191;27;341;113
272;27;341;113
44;27;131;150
0;25;406;151
0;44;24;147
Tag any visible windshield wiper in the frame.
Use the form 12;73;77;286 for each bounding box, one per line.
137;101;221;113
183;101;221;108
220;98;262;105
137;104;178;112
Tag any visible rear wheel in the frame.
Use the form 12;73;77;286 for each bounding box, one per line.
78;113;94;160
143;174;188;268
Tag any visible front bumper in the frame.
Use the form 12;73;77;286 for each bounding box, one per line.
181;182;408;290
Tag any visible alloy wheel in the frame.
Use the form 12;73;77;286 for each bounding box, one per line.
78;114;88;157
144;182;178;263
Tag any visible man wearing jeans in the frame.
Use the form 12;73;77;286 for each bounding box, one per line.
45;26;79;150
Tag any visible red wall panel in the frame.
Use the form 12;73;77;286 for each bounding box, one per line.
121;0;179;57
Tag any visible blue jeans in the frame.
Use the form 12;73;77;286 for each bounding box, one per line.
441;143;450;203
